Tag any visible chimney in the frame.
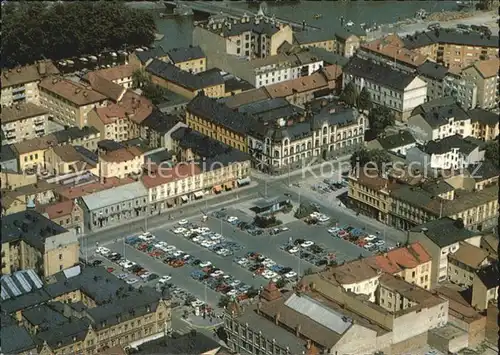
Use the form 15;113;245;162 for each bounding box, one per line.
306;340;312;349
275;312;280;325
38;61;47;75
295;324;301;336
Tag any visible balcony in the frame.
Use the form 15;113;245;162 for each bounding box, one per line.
12;93;26;101
12;86;25;94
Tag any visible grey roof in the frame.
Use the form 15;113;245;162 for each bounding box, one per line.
410;217;477;248
146;59;215;91
53;126;99;144
252;196;289;209
285;293;352;334
140;109;180;134
404;29;499;49
1;288;52;314
134;46;168;64
238;98;305;123
2;210;68;251
0;144;18;162
238;97;290;115
306;47;350;66
22;304;68;328
377;131;416;150
467;161;500;182
421;180;455;195
468;108;499;126
167;45;205;63
135;331;221;355
344;56;418;91
205;19;281;38
196;68;224;87
294;30;334;44
98;139;125;152
171;127;249;167
81;181;148;211
187;93;252;135
0;324;36;354
414;97;470;128
424;134;478;155
417;61;449;80
475;262;498;289
224;77;255;92
36;318;90;349
336;27;366;39
312;105;359;130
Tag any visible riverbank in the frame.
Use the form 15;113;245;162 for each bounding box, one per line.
370;10;498;39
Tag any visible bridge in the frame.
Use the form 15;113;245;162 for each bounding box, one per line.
163;1;321;30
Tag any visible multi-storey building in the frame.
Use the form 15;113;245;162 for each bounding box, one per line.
407;97;472;143
469;108;499;141
146;59;225;99
53;126;101;153
166;46;207;74
88;63;138;89
471;262;498;311
1;210;79;277
335;30;361;58
39;77;108;127
186;93;251;152
358;34;428;73
99;146;144;179
44;144;97;175
447;241;492;286
193;14;293;60
87;104;130;142
461;58;499;109
1;102;49;144
403;29;498;70
37;199;84;235
1;60;60;107
343;56;427;121
12;134;59;172
294;31;336;52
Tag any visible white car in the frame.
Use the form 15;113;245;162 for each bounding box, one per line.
199;227;211;233
210;270;224;277
227;216;238;222
210;233;223;240
126;278;139;285
172;250;184;257
288;246;300;254
280;227;289;231
364;242;375;250
158;275;172;284
226;290;238;297
263;271;278;279
140;272;151;280
191;300;204;308
139;232;155;242
173;228;187;234
285;271;298;279
364;235;377;242
237;258;247;265
328;227;340;234
164;246;177;252
118;259;130;267
201;241;213;248
178;219;189;225
300;241;314;248
96;247;110;255
374;240;386;247
230;280;241;287
199;261;212;268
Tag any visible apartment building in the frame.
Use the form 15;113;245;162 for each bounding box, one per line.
138;110;185;149
358;34;428;73
166;46;206;74
447;241;492;286
335;30;361;58
0;144;19;173
1;102;49;144
403;29;498;69
87;104;130;142
417;61;478;110
186;93;251;152
44;144;97;175
39;77;108;127
0;266;171;355
343;56;427;121
193;14;293;60
461;58;499;109
146;59;225;99
1;210;79;277
99;146;144;179
1;60;60;107
80;181;148;232
88;63;138;89
407;134;484;170
37;199;84;234
407;97;472;143
471;262;498;311
12;134;59;172
1;180;59;217
128;46;170;68
0;169;37;190
408;217;483;285
469;108;499;141
367;130;417;157
294;31;336;52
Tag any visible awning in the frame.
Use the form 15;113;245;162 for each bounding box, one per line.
194;191;203;199
181;195;188;202
237;177;251;186
213;186;222;193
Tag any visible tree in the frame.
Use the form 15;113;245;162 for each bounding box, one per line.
132;68;151;89
247;287;259;298
141;83;169;105
368;106;395;133
351;148;391;173
1;2;156;68
218;295;231;308
340;82;358;107
275;278;286;289
484;140;499;167
357;87;372;111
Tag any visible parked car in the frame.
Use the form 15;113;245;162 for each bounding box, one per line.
91;260;102;266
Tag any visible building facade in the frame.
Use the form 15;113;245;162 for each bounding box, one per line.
460;58;499;109
1;103;49;145
98;147;144;179
166;46;207;74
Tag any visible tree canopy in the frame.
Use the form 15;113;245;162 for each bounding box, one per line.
340;82;358;107
350;148;391;173
484;140;499;167
357;87;372;111
368;106;395;133
1;1;156;68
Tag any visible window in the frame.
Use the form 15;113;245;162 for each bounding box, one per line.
59;254;63;260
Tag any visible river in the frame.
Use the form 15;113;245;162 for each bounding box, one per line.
128;1;461;51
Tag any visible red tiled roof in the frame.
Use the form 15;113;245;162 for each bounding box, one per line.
372;242;431;274
86;72;126;102
120;90;153;124
56;177;135;200
100;147;143;163
141;163;201;188
94;105;127;124
43;200;75;219
91;63;138;82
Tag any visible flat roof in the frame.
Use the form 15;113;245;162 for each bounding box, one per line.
81;181;148;211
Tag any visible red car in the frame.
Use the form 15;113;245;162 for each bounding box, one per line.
106;267;114;273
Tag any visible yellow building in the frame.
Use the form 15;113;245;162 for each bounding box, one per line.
1;102;49;144
1;210;79;277
1;60;60;107
167;46;207;74
461;58;499;110
87;104;132;142
335;31;361;58
39;77;108;127
447;242;492;286
186;94;250;152
404;29;498;70
471;263;498;311
12;134;58;172
99;146;144;179
294;32;336;52
128;47;171;69
88;63;138;89
1;169;37;190
146;59;225;99
44;145;95;175
1;180;58;216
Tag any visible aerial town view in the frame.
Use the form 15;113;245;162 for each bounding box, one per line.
1;0;499;354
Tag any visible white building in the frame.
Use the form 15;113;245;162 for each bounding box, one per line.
343;56;427;121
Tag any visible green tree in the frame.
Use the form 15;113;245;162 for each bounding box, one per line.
132;68;151;89
142;83;169;105
340;82;358;107
351;148;391;173
247;287;259;298
275;278;286;289
484;140;499;167
357;87;372;111
218;295;231;308
368;106;395;133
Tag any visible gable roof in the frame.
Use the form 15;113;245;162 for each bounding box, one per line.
1;60;60;88
343;56;418;91
361;34;427;68
39;77;107;106
468;108;499;126
133;47;168;64
90;63;138;82
167;46;205;63
464;58;499;78
94;105;127;125
85;72;126;102
410;217;478;248
449;242;490;269
80;181;148;210
423;134;479;155
417;61;449;80
265;71;328;98
403;29;499;49
1;102;48;124
377;131;416;150
475;262;498;289
221;87;271;108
